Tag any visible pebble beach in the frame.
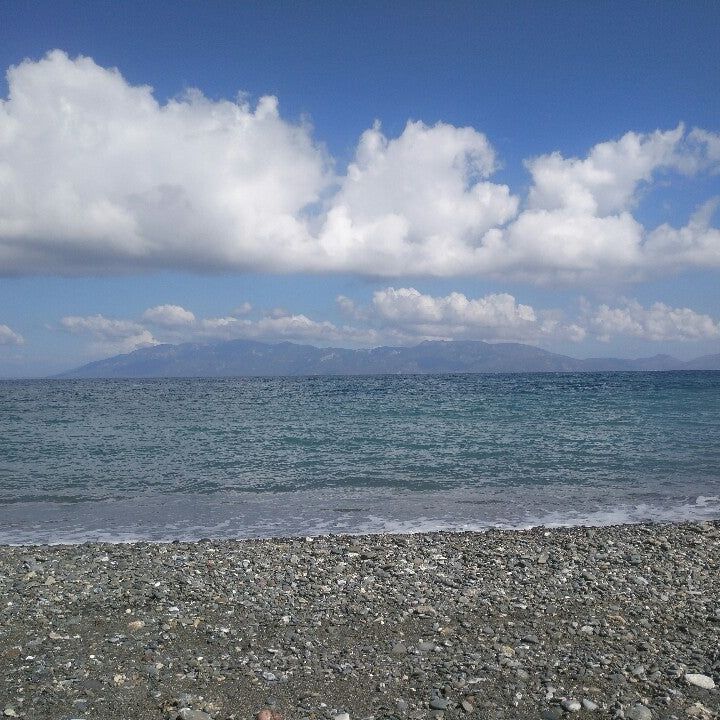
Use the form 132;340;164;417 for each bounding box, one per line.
1;522;718;720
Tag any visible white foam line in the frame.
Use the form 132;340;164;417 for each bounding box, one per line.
1;495;718;546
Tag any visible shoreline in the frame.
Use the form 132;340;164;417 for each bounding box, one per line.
3;514;720;548
2;486;719;547
1;522;718;719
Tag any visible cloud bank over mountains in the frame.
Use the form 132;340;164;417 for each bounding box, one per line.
1;51;719;282
57;290;720;357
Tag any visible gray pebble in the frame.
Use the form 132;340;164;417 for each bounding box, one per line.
177;710;211;720
625;705;652;720
429;697;450;711
562;699;582;712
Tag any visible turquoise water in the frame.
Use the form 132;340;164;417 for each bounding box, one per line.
0;372;719;543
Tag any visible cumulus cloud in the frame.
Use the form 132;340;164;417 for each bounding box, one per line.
142;304;196;327
60;314;157;353
58;290;720;357
373;287;535;325
688;128;720;170
475;127;717;283
1;51;718;282
336;295;363;319
60;304;379;348
196;313;378;346
316;120;518;275
0;323;23;345
588;300;720;342
231;302;253;317
0;50;330;275
368;287;585;342
526;126;690;215
644;199;720;269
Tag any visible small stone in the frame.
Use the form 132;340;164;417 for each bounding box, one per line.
541;708;564;720
127;619;145;631
334;714;350;720
391;642;408;656
3;710;18;718
262;671;277;681
257;710;283;720
562;699;582;712
626;704;652;720
396;699;409;714
686;702;714;718
429;697;450;711
582;699;599;711
461;699;474;712
178;710;211;720
537;552;550;564
685;673;716;690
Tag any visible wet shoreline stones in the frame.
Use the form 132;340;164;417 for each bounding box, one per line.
0;521;718;719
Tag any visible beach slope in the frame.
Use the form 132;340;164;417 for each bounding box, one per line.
0;522;718;719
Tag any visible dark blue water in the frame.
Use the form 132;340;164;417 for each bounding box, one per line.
1;372;718;543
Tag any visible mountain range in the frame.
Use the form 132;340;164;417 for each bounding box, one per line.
56;339;720;378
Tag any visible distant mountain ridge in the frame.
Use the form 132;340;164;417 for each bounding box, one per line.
56;339;720;378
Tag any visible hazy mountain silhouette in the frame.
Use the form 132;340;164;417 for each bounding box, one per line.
55;339;720;378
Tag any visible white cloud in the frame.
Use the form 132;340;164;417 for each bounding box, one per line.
316;120;519;275
526;126;690;215
688;128;720;170
128;303;380;346
369;287;586;342
0;323;23;345
373;286;535;324
336;295;363;319
478;210;645;283
473;126;719;283
231;302;253;317
588;300;720;342
58;290;720;359
197;313;377;346
60;314;157;353
0;51;718;282
644;199;720;270
60;303;347;348
142;304;196;327
0;50;330;275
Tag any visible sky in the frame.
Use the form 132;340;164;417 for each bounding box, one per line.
0;0;719;376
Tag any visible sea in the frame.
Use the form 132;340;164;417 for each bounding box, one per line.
0;372;718;545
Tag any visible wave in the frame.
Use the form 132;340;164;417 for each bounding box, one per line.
1;488;718;546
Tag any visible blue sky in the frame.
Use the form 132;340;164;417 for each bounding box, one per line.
0;0;719;376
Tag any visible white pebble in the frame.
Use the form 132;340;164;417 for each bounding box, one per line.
685;673;716;690
561;699;582;712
